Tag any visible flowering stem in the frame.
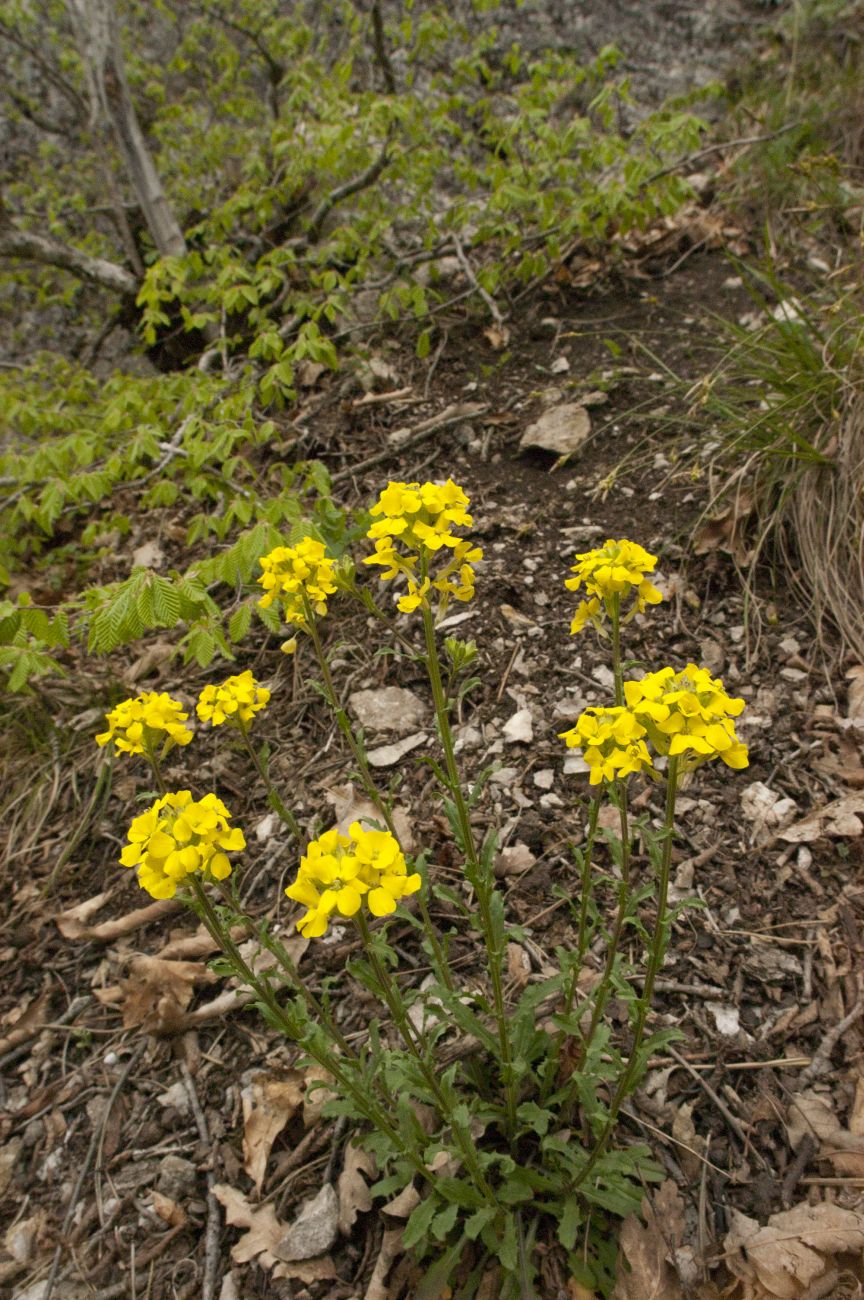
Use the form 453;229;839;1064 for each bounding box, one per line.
303;596;395;833
190;878;429;1179
544;795;601;1093
578;784;632;1062
355;910;497;1202
143;742;167;796
610;594;624;708
420;604;518;1139
569;756;679;1191
236;717;301;838
303;593;456;995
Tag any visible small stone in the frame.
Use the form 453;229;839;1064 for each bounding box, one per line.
348;687;426;735
533;769;554;790
502;709;533;744
156;1154;198;1201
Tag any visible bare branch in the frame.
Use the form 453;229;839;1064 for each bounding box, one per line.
0;212;137;295
290;133;393;249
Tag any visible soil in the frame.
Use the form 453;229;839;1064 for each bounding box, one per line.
3;5;864;1300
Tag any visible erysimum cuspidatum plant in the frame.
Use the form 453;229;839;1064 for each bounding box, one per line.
92;487;748;1297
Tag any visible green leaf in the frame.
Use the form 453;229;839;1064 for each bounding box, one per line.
402;1194;438;1250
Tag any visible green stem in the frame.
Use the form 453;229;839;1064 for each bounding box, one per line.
544;796;601;1093
570;756;679;1190
190;878;429;1179
303;593;456;995
610;594;624;708
420;603;518;1139
577;783;632;1062
143;741;167;796
236;717;301;838
355;911;497;1202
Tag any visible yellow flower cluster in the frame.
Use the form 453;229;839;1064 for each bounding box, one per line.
624;664;749;772
120;790;246;899
566;539;663;635
197;670;270;728
258;537;337;627
96;692;193;757
363;479;482;614
285;821;422;938
559;707;652;786
560;665;749;785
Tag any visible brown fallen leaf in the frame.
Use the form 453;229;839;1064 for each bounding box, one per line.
779;794;864;843
120;956;216;1034
242;1070;304;1196
382;1183;421;1220
302;1063;337;1127
725;1201;864;1299
56;894;179;941
0;984;52;1055
0;1139;22;1200
338;1142;376;1236
324;783;414;851
212;1184;336;1283
786;1090;839;1150
692;490;754;567
364;1226;404;1300
151;1190;188;1227
611;1181;685;1300
483;323;510;350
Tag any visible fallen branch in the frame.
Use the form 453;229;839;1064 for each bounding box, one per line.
0;214;138;295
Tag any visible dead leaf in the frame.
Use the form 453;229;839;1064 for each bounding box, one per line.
495;842;536;877
5;1211;46;1264
242;1070;304;1196
324;783;414;851
519;403;591;457
338;1143;376;1235
302;1063;337;1127
56;895;180;941
740;782;799;845
484;323;510;350
725;1201;864;1299
506;943;530;988
780;795;864;843
120;956;216;1035
0;1139;22;1199
276;1183;339;1261
693;491;754;567
366;732;426;768
364;1226;404;1300
850;1074;864;1135
786;1090;839;1150
846;666;864;725
151;1190;188;1227
382;1184;420;1219
611;1181;685;1300
212;1184;336;1283
0;986;51;1055
132;540;164;570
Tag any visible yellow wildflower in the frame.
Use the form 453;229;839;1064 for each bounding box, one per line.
566;538;662;635
96;691;193;757
285;821;421;938
559;706;652;786
120;790;246;899
258;537;337;628
364;479;482;616
624;664;749;772
197;670;270;728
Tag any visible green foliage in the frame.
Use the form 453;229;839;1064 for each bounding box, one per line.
0;1;709;693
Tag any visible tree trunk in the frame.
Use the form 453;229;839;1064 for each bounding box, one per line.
65;0;187;260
